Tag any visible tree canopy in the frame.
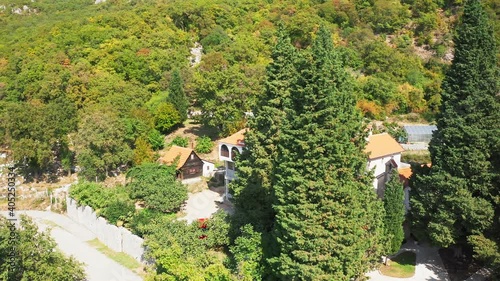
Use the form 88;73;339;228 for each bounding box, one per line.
410;0;500;274
0;216;86;281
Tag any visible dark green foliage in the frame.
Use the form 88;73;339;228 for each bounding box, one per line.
171;136;189;148
143;211;232;280
126;163;188;213
129;208;171;237
74;108;133;181
229;224;264;281
0;98;77;177
0;216;86;281
154;103;182;134
102;199;135;225
383;172;406;255
195;136;214;154
231;24;297;235
69;181;110;211
167;69;188;122
147;129;165;150
410;0;499;273
270;26;385;280
70;182;135;223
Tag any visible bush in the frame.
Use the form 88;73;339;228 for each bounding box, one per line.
195;136;213;154
69;182;109;211
171;136;189;147
148;129;164;150
102;199;135;225
154;103;181;133
129;208;169;236
126;163;188;213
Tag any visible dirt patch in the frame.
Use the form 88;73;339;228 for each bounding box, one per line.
439;248;483;281
161;119;222;164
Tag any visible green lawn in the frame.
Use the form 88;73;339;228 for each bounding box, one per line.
86;238;144;275
380;251;417;278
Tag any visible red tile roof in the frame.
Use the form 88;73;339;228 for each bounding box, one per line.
365;133;405;160
159;145;194;169
219;129;247;146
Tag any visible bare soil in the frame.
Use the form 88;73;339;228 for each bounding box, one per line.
161;119;222;164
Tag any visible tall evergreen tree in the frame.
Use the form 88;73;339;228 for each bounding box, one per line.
231;24;297;233
410;0;499;266
270;26;385;280
383;172;406;256
167;69;188;122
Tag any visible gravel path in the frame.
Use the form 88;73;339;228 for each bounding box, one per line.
1;211;143;281
366;241;450;281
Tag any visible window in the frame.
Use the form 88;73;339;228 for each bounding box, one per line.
231;147;240;161
227;161;235;170
190;154;194;160
221;145;229;157
189;168;197;174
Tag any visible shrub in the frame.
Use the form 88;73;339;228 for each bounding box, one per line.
130;208;164;236
148;129;164;150
126;163;188;213
171;136;189;147
154;102;181;133
69;182;109;211
195;136;213;154
102;199;135;225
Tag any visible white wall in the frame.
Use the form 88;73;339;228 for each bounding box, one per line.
66;197;145;263
218;143;243;162
202;161;215;177
367;153;402;191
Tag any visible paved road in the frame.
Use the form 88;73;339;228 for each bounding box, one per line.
366;241;450;281
1;211;143;281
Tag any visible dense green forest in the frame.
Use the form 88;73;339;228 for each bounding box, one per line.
1;0;498;280
0;0;498;179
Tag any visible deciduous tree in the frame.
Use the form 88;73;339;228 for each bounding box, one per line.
0;216;86;281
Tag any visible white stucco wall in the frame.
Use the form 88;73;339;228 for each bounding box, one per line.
218;142;243;162
367;153;402;191
202;161;215;177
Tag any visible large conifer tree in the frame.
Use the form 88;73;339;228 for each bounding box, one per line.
383;172;406;255
167;69;188;122
270;26;385;280
231;25;297;233
410;0;499;265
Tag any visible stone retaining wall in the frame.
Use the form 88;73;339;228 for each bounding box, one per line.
66;197;145;262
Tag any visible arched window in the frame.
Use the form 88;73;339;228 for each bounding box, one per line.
221;145;229;157
231;147;240;161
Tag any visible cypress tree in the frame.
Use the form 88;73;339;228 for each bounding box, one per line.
410;0;499;263
231;24;297;233
383;172;406;255
167;69;188;122
270;26;385;280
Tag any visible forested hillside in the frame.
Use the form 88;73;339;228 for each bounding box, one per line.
0;0;498;179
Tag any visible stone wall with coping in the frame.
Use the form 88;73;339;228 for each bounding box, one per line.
66;196;145;263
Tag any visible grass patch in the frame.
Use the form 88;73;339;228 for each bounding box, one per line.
87;238;143;274
41;219;59;228
380;251;416;278
401;151;431;164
